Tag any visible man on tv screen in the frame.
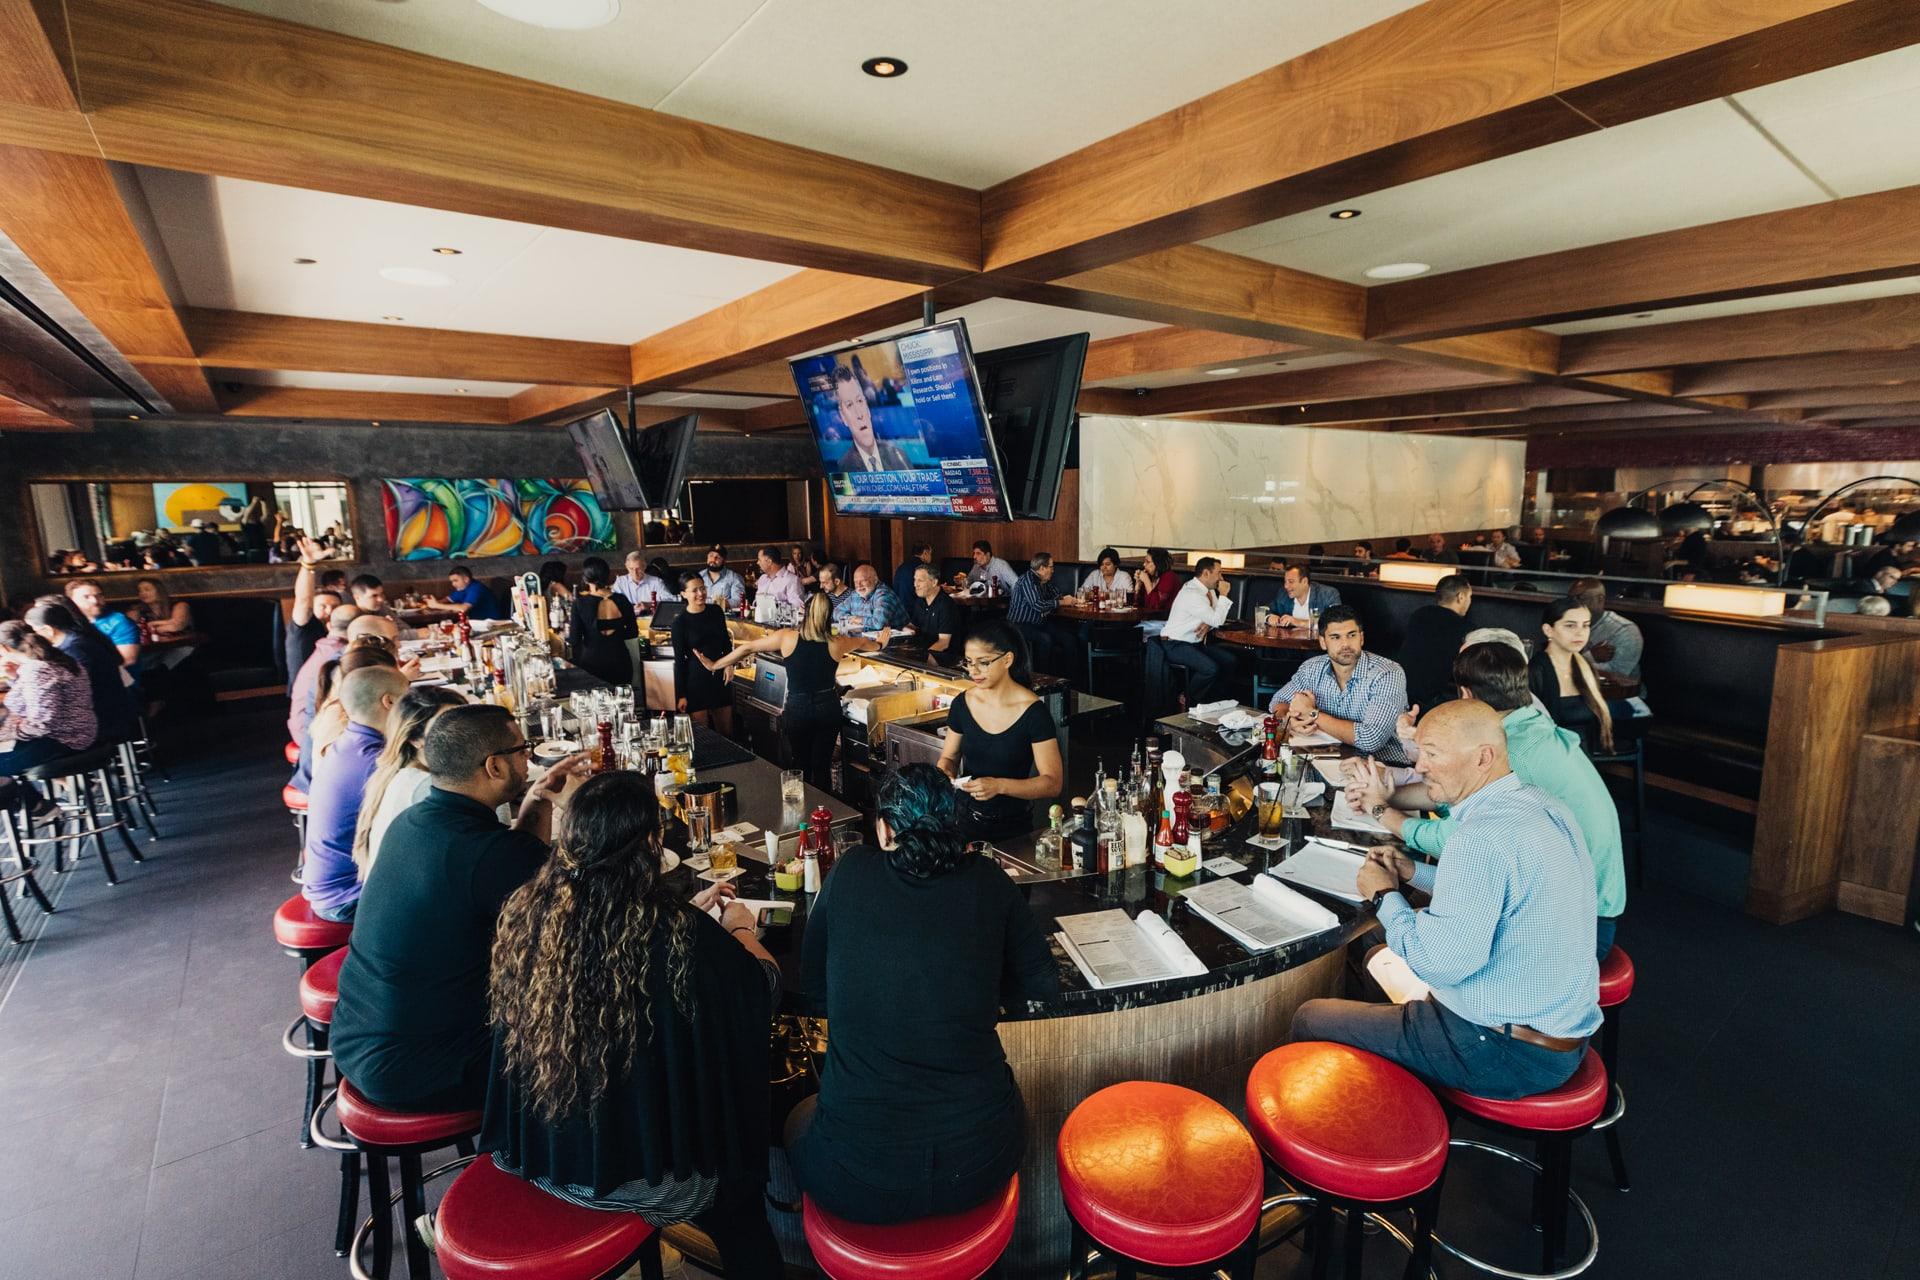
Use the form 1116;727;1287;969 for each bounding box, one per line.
828;365;913;473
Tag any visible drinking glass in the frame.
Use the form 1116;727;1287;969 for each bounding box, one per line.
1254;605;1270;630
707;834;738;873
672;714;694;754
1277;753;1306;812
685;806;712;854
1255;782;1286;840
781;769;806;811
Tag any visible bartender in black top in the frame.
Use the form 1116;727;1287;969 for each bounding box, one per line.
935;620;1062;840
903;563;964;667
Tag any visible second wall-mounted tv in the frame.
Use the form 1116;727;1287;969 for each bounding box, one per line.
976;332;1088;521
565;408;699;512
630;411;699;512
788;319;1011;521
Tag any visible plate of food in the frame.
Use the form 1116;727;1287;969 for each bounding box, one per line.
532;739;580;762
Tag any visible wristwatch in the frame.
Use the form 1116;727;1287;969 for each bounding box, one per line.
1368;885;1392;907
1369;803;1388;818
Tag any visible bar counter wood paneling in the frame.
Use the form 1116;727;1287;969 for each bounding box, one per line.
1749;634;1920;924
1837;724;1920;926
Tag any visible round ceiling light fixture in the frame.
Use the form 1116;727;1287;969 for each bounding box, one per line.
1594;506;1661;541
1207;367;1242;376
862;56;908;78
432;246;463;256
379;266;453;288
476;0;619;30
292;257;317;265
1364;261;1431;280
1329;208;1362;220
382;315;405;322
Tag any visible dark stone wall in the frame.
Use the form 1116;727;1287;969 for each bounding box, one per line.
0;417;819;605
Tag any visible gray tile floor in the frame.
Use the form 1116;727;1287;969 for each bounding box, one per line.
3;706;1916;1279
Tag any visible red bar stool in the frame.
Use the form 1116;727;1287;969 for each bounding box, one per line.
1057;1081;1263;1279
285;740;302;766
311;1079;482;1280
1594;946;1635;1192
804;1175;1019;1280
283;945;345;1156
283;783;309;853
273;892;350;968
436;1156;662;1280
1432;1050;1609;1278
1245;1042;1449;1279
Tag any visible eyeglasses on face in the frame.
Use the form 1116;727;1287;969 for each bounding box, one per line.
961;651;1007;673
488;739;533;761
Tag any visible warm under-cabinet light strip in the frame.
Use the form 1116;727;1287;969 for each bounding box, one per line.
1663;583;1787;618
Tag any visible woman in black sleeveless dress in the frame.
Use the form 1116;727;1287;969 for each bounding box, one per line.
570;557;637;688
671;572;736;735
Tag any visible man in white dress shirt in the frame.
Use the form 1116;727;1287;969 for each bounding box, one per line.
1160;556;1240;702
611;551;676;609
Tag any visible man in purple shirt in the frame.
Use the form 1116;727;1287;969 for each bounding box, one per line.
754;544;806;611
302;666;410;922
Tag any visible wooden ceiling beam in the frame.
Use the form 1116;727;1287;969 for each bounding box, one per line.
1675;348;1920;396
1559;292;1920;374
18;0;979;283
1804;401;1920;421
178;309;630;387
981;0;1917;281
1169;384;1610;427
1368;184;1920;342
1749;382;1920;409
221;386;513;424
1082;327;1306;384
1128;360;1513;417
685;362;799;399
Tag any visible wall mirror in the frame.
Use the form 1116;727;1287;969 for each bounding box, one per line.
31;480;354;575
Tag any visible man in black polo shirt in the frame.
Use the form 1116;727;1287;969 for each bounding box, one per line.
330;705;587;1111
904;563;964;666
1397;573;1474;712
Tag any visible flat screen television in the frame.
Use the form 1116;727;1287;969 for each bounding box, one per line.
630;411;699;512
565;409;648;511
975;332;1088;521
788;319;1011;521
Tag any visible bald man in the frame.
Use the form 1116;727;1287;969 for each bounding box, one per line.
1292;700;1601;1100
302;665;410;923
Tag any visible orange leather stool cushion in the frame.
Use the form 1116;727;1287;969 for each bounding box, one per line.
273;894;351;953
1057;1081;1262;1268
336;1079;481;1150
1598;946;1635;1008
282;784;309;812
299;946;346;1025
437;1156;655;1280
1439;1048;1608;1132
803;1176;1018;1280
284;741;302;765
1246;1042;1447;1203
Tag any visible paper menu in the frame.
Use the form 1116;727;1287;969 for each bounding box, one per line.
1330;791;1393;835
1287;729;1341;747
1311;757;1352;787
1180;876;1338;952
1056;910;1207;989
1269;840;1369;903
1366;949;1432;1005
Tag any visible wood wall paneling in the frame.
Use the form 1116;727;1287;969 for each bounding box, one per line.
1748;633;1920;924
1837;726;1920;925
822;470;1081;573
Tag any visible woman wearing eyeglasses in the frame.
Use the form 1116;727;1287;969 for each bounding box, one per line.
937;620;1063;841
701;591;889;792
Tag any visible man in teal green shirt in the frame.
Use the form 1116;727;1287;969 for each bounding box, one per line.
1348;640;1625;960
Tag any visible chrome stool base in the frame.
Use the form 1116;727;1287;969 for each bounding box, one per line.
1429;1138;1599;1280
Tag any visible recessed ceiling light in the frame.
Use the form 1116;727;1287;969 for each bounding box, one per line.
292;257;317;265
862;56;907;78
1364;262;1431;280
433;246;463;256
476;0;619;30
383;315;405;322
127;414;140;420
1207;367;1242;376
1329;209;1362;220
1633;312;1655;319
380;266;453;288
455;387;469;394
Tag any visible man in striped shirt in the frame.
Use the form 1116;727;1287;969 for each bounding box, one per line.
1292;700;1600;1099
1005;552;1082;676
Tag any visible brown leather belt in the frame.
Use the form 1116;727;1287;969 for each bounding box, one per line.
1502;1024;1585;1054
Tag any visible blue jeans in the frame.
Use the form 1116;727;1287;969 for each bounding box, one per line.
1594;916;1618;963
312;898;357;924
1292;995;1584;1100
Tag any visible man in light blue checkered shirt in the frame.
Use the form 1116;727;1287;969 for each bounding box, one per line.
1268;605;1412;765
1292;700;1601;1100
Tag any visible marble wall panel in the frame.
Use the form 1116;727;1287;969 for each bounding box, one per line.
1076;415;1527;559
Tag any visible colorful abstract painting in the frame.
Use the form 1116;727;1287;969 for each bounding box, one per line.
381;478;616;560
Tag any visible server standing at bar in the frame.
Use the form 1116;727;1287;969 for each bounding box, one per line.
936;621;1063;840
671;572;735;735
570;557;638;689
1158;556;1238;702
701;593;886;791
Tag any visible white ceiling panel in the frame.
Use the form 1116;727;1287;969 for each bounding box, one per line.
795;298;1162;361
1202;97;1826;281
1541;278;1920;336
1732;45;1920;197
211;0;1425;188
135;170;800;344
220;370;534;395
1085;352;1370;390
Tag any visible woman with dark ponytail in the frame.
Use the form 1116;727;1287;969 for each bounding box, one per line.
481;771;783;1276
788;763;1058;1225
936;618;1064;839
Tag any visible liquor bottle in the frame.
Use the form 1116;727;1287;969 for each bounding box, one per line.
1092;757;1106;801
1034;803;1065;869
1068;798;1098;875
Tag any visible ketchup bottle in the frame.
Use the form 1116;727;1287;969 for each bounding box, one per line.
808;804;836;875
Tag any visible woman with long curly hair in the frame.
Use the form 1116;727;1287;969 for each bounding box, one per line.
480;771;782;1276
786;763;1059;1225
